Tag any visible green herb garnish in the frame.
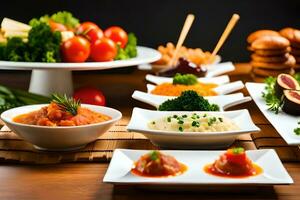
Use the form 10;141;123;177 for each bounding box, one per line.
179;127;183;132
150;151;159;161
262;76;284;114
167;117;171;122
51;94;80;116
208;117;217;126
173;73;198;85
232;147;245;154
294;121;300;136
191;121;200;127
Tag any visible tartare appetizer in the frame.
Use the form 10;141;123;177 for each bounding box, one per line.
148;113;239;132
204;147;263;178
131;150;187;177
13;94;111;126
150;73;218;96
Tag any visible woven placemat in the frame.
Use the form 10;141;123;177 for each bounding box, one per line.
0;115;257;164
0;120;299;164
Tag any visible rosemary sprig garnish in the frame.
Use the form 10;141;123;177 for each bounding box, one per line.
262;76;283;114
51;94;80;116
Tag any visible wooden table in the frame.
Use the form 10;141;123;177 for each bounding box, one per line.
1;64;300;200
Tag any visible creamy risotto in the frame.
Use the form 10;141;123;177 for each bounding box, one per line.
148;113;239;132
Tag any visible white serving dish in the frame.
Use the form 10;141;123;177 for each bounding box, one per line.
0;46;161;96
0;104;122;151
146;81;244;96
246;82;300;145
103;149;293;185
127;108;260;149
145;74;230;85
150;61;234;77
132;91;252;111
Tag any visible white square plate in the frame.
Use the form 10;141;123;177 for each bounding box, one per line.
126;108;260;149
147;81;244;96
132;91;252;111
246;82;300;145
145;74;230;85
103;149;293;185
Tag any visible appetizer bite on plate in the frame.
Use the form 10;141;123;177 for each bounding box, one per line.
131;150;187;178
204;147;263;178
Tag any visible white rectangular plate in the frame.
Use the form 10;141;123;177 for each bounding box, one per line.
146;74;230;85
103;149;293;185
246;82;300;145
147;81;244;96
126;108;260;149
132;91;252;110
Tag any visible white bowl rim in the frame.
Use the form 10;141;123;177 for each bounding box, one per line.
0;104;122;129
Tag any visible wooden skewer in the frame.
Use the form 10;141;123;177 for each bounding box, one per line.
169;14;195;67
210;13;240;62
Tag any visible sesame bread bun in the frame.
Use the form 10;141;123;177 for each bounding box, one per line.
247;30;279;44
251;35;290;50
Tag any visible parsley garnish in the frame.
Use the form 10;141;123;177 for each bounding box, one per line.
261;76;283;114
150;151;159;161
232;147;244;154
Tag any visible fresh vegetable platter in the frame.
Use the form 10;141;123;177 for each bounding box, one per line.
0;11;161;96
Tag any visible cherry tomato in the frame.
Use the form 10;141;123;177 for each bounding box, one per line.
90;37;117;62
61;36;90;62
77;22;103;43
49;20;67;32
104;26;128;48
73;87;106;106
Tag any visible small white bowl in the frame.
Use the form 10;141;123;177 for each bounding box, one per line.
1;104;122;151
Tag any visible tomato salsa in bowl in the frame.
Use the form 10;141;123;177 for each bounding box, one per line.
1;104;122;151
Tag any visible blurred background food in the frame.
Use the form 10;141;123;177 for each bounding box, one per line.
154;42;216;66
247;28;300;79
1;0;300;62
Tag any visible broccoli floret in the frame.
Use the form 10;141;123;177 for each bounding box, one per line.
158;90;220;111
173;73;198;85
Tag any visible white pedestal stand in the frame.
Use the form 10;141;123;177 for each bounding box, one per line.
29;69;73;96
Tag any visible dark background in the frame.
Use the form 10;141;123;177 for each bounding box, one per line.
1;0;300;62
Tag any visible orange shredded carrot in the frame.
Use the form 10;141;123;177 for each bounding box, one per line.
151;82;218;96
